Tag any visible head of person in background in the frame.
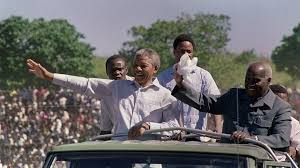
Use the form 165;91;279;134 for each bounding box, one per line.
105;54;128;80
132;48;160;87
173;33;196;63
270;84;289;102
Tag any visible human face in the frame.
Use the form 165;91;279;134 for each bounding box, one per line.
277;93;289;102
106;59;128;80
245;65;271;98
132;55;158;87
174;41;194;63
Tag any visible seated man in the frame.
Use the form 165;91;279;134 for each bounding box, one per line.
172;61;291;151
27;48;179;140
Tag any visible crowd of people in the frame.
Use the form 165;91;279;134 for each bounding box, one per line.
0;88;101;168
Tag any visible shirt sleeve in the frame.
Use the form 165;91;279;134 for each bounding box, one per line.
52;73;113;99
290;117;300;147
148;101;180;136
202;71;220;96
171;85;223;114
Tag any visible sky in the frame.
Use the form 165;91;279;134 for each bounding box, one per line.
1;0;300;57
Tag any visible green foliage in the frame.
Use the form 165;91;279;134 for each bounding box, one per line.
92;57;108;79
203;51;295;90
0;16;95;89
204;53;247;90
203;50;257;90
272;23;300;80
119;13;230;71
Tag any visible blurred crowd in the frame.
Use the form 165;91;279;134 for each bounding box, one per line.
0;87;101;168
1;86;300;168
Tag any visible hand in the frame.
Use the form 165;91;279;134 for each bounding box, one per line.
230;131;251;142
173;64;183;88
289;146;297;160
128;123;150;140
27;59;54;81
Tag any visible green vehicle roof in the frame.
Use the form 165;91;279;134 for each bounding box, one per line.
49;140;271;160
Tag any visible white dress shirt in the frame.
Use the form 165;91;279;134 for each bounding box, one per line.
53;74;179;140
157;66;220;130
291;117;300;150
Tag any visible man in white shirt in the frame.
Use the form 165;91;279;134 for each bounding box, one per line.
157;34;222;141
27;48;179;140
100;54;133;136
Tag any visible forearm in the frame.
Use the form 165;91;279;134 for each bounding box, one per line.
171;85;220;114
257;133;290;149
149;119;180;136
171;85;202;110
52;73;112;98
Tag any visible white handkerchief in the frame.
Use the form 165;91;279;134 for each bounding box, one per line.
176;53;198;89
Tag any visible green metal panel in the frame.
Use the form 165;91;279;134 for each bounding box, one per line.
49;140;271;160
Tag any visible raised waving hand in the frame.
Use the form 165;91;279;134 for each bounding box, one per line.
27;59;54;81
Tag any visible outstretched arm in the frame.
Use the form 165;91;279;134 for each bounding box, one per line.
27;59;113;99
27;59;54;81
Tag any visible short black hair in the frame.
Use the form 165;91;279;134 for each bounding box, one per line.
270;84;288;94
173;34;196;50
105;54;127;70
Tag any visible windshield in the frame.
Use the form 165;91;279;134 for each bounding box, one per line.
48;151;247;168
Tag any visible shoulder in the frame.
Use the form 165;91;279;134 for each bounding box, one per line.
192;66;218;86
274;96;291;110
153;79;177;101
223;88;246;97
110;79;133;87
193;66;215;79
157;66;174;86
157;67;173;79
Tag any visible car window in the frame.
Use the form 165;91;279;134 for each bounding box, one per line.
49;152;247;168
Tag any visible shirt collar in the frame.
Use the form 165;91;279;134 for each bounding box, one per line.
131;77;161;89
250;89;276;108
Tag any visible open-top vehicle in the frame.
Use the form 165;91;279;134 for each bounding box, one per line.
43;127;298;168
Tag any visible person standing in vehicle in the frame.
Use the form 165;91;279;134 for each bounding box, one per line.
157;34;222;141
172;61;291;151
105;54;132;81
270;84;300;161
27;48;179;140
100;54;133;136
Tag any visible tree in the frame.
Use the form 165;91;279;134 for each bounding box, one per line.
119;13;230;71
272;23;300;80
0;16;95;89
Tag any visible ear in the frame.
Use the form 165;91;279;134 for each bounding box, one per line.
153;65;159;74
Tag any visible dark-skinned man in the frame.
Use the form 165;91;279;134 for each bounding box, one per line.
105;54;132;80
158;34;223;142
27;48;179;140
100;54;133;136
172;61;291;151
